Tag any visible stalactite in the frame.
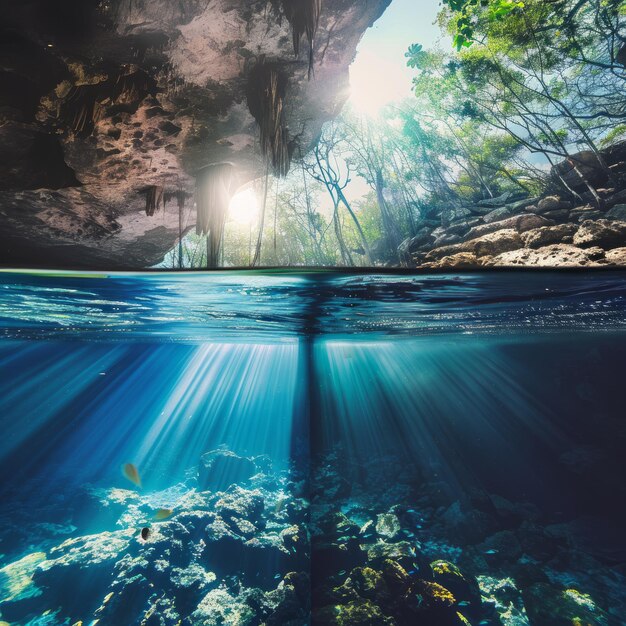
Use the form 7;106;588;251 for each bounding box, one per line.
247;59;291;177
281;0;322;78
62;84;104;136
145;185;164;216
196;163;235;268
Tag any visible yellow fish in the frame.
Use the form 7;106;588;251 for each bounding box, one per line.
122;463;141;487
154;508;173;521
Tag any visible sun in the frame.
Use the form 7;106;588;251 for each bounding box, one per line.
228;188;260;226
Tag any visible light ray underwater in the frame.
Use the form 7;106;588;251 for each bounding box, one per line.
0;271;625;626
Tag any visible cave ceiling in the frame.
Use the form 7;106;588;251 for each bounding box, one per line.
0;0;391;268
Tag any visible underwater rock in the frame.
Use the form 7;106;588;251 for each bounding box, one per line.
477;575;529;626
198;450;257;492
375;514;401;541
430;560;481;616
190;587;257;626
312;513;365;581
522;583;610;626
29;529;136;621
0;552;46;620
365;541;417;568
478;531;523;564
313;599;396;626
214;486;265;528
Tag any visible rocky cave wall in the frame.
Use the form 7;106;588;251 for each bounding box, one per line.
0;0;391;269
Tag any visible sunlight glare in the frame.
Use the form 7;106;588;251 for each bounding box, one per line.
229;188;259;226
349;49;409;117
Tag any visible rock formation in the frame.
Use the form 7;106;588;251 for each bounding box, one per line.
400;142;626;269
0;0;391;268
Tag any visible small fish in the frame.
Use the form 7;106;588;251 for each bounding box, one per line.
338;570;347;576
154;508;173;521
122;463;141;487
274;574;281;580
408;569;417;575
484;549;498;555
458;601;470;607
141;527;150;540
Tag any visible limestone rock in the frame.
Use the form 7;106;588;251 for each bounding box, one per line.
605;247;626;264
521;224;578;248
573;219;626;249
487;244;604;267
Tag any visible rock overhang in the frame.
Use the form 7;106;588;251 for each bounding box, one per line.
0;0;392;268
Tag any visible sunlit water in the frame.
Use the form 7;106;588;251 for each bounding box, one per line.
0;270;625;626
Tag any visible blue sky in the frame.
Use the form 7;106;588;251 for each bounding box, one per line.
349;0;444;114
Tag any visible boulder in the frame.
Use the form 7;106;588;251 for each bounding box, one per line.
504;196;539;212
487;244;605;267
573;219;626;249
214;486;265;525
522;583;610;626
570;207;603;222
398;229;434;256
426;229;522;261
471;230;523;257
605;204;626;221
536;195;573;213
433;234;463;247
483;207;512;223
466;215;552;240
313;599;395;626
540;208;571;222
477;576;528;626
429;561;481;616
605;247;626;265
521;224;578;248
375;514;401;541
424;252;485;269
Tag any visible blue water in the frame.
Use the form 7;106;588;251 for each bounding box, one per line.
0;271;625;625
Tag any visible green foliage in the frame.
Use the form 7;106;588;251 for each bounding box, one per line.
437;0;525;50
